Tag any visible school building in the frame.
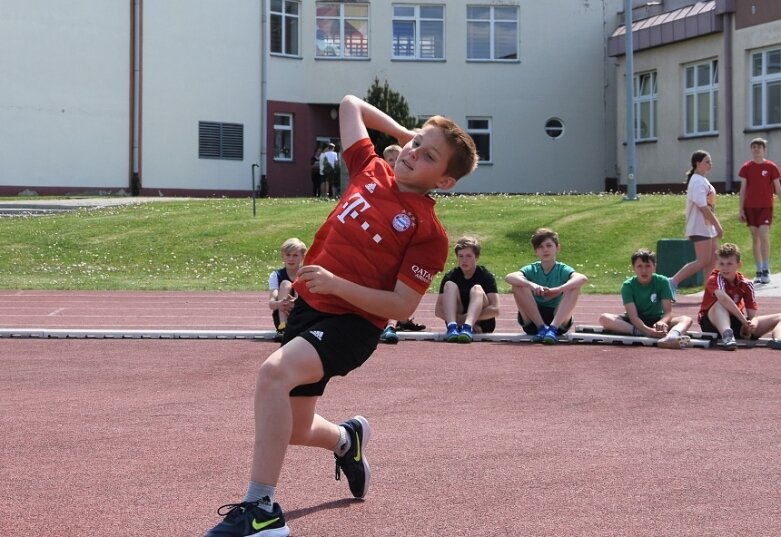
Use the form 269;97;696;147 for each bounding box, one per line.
610;0;781;192
1;1;779;197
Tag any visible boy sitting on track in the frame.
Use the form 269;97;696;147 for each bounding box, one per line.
202;94;478;537
598;248;692;349
505;228;588;344
434;235;499;343
267;237;306;340
698;242;781;351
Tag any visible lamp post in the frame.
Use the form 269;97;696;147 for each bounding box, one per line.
624;0;639;201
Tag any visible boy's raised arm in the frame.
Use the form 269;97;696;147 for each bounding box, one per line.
339;95;415;152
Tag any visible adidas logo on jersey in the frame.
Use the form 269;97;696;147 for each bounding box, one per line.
310;330;324;340
365;183;376;193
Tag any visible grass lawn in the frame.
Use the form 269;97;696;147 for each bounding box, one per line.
0;193;763;294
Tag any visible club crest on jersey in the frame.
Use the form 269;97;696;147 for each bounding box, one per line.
392;212;414;232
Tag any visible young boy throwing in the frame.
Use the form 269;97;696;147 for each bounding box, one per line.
203;95;478;536
599;248;692;349
698;242;781;351
505;228;588;344
434;235;500;343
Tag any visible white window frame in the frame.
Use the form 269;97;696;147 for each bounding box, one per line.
683;59;718;136
273;113;293;162
466;5;518;62
634;71;657;141
391;4;445;61
750;47;781;128
467;117;492;164
270;0;300;57
316;2;370;59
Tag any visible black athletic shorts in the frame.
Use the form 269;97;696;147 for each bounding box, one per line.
517;304;573;335
699;313;757;339
282;297;382;397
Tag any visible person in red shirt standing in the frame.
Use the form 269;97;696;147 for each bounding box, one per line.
203;95;478;537
698;243;781;351
738;137;781;284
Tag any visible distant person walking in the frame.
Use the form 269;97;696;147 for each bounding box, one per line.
669;150;724;296
319;143;339;198
738;137;781;284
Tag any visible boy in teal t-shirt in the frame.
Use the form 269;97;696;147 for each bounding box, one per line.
599;248;692;349
505;228;588;344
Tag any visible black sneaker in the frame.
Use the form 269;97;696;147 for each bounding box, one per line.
334;415;371;499
204;500;288;537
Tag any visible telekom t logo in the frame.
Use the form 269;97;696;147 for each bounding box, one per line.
337;192;383;243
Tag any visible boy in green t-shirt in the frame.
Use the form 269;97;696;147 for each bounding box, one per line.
599;248;692;349
505;228;588;344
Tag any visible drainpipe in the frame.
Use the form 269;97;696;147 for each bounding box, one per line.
723;11;734;192
130;0;143;195
260;0;268;196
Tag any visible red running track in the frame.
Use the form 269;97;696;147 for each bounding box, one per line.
1;291;780;536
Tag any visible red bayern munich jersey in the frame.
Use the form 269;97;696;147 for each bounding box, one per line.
698;269;758;323
293;137;449;328
739;159;780;207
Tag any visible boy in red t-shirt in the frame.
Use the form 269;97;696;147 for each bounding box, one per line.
698;243;781;351
738;137;781;284
203;95;478;537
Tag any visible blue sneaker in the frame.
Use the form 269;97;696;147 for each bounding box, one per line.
531;324;548;343
334;416;371;499
457;324;473;343
204;500;289;537
379;326;399;344
446;323;460;343
542;325;559;345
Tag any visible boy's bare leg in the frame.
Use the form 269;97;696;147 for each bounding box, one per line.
752;313;781;340
707;303;732;336
511;286;544;327
288;397;341;449
551;288;580;330
598;313;634;335
278;280;293;324
251;338;326;486
463;285;488;327
438;281;463;325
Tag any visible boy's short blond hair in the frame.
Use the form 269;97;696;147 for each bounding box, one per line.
716;242;741;263
281;237;307;255
422;116;479;181
530;228;559;249
454;235;481;257
750;137;767;148
383;144;402;158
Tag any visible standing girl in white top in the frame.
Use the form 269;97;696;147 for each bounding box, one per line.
670;150;724;295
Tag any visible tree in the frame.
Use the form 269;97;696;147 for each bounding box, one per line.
364;77;418;155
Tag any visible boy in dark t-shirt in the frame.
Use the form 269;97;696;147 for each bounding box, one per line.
434;235;499;343
203;95;478;537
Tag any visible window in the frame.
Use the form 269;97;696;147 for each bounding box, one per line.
466;5;518;61
198;122;243;160
467;117;491;163
273;114;293;161
316;3;369;59
392;5;444;60
270;0;300;56
683;59;718;135
634;71;657;141
751;47;781;128
544;118;565;139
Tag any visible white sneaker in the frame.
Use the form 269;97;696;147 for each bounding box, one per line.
761;270;771;284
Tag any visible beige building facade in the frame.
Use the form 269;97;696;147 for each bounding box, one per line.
610;0;781;192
